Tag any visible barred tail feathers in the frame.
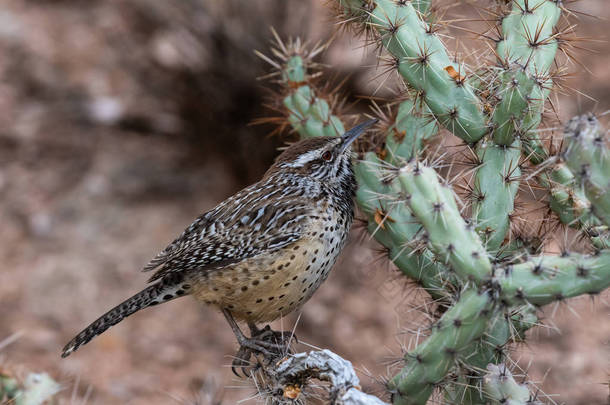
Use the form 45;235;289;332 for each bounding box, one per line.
61;279;187;358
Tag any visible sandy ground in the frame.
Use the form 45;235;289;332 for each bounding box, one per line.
1;1;609;404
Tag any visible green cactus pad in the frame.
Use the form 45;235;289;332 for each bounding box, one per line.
384;100;438;165
398;163;492;282
389;290;493;405
497;0;561;163
490;69;536;146
563;113;610;226
472;139;521;252
495;250;610;306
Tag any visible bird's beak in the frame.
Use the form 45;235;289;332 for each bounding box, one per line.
339;118;378;153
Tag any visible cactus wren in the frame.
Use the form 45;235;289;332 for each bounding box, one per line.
61;119;377;366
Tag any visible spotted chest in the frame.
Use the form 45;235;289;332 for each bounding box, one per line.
188;204;352;323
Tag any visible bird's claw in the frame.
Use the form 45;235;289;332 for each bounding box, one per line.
231;326;296;377
231;346;253;377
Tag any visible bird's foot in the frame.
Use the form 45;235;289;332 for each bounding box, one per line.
251;324;297;351
230;326;297;377
230;335;278;377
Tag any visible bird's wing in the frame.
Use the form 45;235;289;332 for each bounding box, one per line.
142;212;211;272
143;180;316;282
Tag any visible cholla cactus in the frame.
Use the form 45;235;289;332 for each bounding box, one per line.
254;1;609;404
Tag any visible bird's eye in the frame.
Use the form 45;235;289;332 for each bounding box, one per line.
321;151;333;161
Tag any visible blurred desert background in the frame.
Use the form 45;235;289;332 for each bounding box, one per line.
0;0;608;404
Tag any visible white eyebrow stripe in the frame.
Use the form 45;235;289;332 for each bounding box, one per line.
283;150;319;168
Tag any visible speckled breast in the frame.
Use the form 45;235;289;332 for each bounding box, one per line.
188;204;352;323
